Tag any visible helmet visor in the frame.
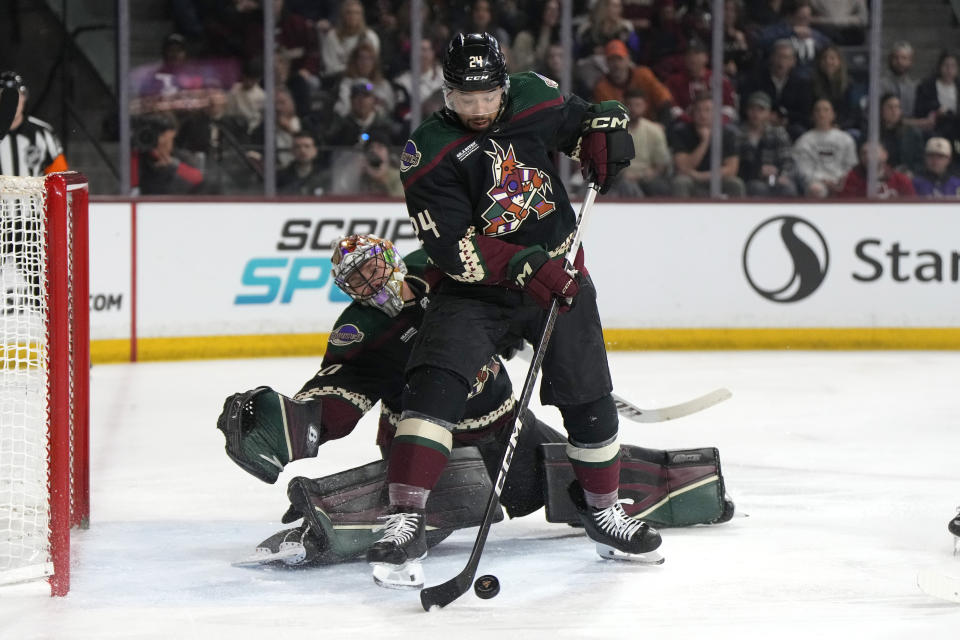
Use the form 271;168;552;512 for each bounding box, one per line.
443;86;504;117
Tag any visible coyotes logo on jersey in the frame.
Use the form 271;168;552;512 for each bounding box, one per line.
481;140;556;237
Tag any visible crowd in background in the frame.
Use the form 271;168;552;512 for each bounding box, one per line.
126;0;960;198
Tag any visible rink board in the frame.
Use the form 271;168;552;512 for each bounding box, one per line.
83;200;960;361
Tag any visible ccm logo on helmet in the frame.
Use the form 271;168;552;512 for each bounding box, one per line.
465;74;490;81
587;116;629;130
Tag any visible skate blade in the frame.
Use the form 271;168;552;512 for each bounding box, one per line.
918;569;960;604
596;543;665;565
371;560;425;589
232;542;306;568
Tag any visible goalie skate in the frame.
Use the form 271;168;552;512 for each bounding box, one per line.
231;526;314;568
918;569;960;604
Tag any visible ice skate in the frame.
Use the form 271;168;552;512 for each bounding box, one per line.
568;481;664;565
366;507;427;589
232;524;321;568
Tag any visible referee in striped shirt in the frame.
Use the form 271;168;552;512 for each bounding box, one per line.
0;71;68;176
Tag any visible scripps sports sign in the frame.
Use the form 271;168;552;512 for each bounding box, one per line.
742;215;830;303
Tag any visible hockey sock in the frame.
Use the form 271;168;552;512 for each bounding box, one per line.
566;434;621;505
385;414;454;507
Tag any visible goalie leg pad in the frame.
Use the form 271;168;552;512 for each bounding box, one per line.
281;447;499;564
541;443;731;527
473;410;566;519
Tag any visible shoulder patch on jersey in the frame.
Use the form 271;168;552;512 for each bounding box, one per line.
329;324;365;346
400;140;421;172
533;72;559;89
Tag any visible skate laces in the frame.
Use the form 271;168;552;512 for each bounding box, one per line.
593;502;646;540
375;511;422;544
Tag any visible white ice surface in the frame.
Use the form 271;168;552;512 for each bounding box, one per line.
3;351;960;639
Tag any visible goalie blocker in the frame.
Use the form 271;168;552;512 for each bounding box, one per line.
240;420;733;567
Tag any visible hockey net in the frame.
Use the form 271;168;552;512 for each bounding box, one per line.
0;173;89;596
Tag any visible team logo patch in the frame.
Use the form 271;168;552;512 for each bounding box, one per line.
329;324;365;346
534;72;559;89
481;141;556;237
400;140;421;172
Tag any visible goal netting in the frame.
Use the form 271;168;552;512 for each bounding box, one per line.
0;173;89;596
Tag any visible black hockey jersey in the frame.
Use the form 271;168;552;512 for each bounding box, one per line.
399;72;590;286
295;249;515;447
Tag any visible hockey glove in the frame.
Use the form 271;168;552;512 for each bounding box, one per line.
576;101;635;195
507;246;584;312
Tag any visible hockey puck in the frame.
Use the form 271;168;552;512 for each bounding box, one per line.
473;574;500;599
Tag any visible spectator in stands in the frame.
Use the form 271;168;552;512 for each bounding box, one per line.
459;0;511;49
176;87;256;193
133;114;205;195
881;41;921;128
754;0;831;79
510;0;560;73
912;137;960;198
577;0;639;59
838;141;915;198
808;0;867;46
811;45;863;135
670;91;745;197
792;97;857;197
249;85;307;169
665;38;738;123
741;39;813;140
593;39;676;124
324;82;396;148
723;0;754;87
320;0;380;76
744;0;785;28
914;51;960;157
620;87;672;197
277;131;326;196
332;41;394;118
226;57;266;135
136;33;211;114
0;71;68;176
642;0;689;76
879;93;924;177
738;91;798;197
358;136;403;197
393;38;445;120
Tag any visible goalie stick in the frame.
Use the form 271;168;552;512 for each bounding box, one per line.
512;346;732;423
419;184;600;612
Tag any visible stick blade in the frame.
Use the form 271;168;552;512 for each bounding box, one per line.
616;387;732;423
420;571;474;611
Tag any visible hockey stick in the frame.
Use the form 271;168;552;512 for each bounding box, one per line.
611;388;731;422
511;345;732;423
420;184;600;611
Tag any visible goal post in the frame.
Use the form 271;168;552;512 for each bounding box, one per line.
0;172;90;597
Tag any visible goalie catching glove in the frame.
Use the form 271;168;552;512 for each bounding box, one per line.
575;101;634;194
507;245;585;312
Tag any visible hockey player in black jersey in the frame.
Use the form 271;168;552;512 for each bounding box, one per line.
217;234;732;585
369;32;656;586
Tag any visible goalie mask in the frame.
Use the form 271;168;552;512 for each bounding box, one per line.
331;234;407;317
